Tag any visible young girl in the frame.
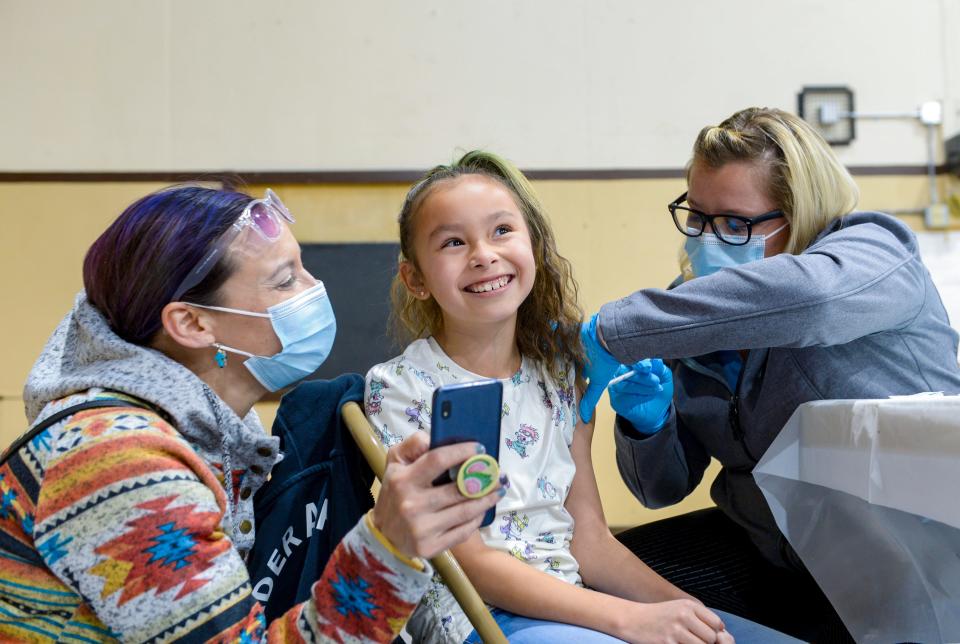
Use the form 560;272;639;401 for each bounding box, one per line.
364;151;794;643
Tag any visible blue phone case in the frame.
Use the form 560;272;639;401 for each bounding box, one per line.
430;379;503;527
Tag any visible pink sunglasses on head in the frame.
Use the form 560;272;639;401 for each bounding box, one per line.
170;189;295;302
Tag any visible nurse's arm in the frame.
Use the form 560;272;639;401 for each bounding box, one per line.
614;406;711;508
599;217;926;363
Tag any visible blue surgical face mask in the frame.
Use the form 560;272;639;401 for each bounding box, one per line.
189;282;337;392
684;224;788;278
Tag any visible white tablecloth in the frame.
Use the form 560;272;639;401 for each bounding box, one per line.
754;396;960;643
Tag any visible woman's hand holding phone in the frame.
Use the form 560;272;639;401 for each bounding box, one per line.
429;380;503;526
371;432;506;560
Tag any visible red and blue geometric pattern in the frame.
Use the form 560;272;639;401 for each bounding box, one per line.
90;494;229;605
37;531;74;565
314;545;415;642
2;403;428;643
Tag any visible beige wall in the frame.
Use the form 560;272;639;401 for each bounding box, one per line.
3;174;954;527
3;0;958;528
1;0;958;172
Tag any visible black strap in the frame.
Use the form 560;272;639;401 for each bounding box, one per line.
1;399;152;465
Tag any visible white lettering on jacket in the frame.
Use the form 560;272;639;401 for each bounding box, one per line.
252;577;273;602
252;498;330;603
305;499;328;537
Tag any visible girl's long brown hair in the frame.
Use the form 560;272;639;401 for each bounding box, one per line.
391;150;585;386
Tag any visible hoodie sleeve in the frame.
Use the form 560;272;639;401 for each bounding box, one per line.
268;514;432;642
29;408;429;643
599;215;927;363
613;409;712;509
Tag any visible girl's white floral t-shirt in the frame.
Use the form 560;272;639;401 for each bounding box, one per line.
365;337;581;643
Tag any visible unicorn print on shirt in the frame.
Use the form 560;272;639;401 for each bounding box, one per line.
409;367;437;388
504;424;540;459
499;510;530;541
555;369;575;407
510;542;537;562
510;368;530;387
405;398;430;430
536;381;553;409
374;423;402;448
537;476;559;500
366;379;387;416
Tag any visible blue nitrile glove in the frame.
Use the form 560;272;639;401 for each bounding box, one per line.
579;313;622;423
609;359;674;434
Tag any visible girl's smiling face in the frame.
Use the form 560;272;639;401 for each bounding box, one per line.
401;174;536;334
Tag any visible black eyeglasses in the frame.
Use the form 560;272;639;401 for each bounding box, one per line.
668;192;784;246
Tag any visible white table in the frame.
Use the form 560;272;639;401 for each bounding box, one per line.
754;396;960;643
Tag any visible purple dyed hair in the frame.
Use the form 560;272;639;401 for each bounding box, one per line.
83;185;253;345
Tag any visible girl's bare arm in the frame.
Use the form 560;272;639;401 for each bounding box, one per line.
565;416;694;603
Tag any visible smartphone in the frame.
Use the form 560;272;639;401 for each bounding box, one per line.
430;379;503;527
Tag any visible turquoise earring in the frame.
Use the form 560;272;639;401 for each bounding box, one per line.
214;344;227;368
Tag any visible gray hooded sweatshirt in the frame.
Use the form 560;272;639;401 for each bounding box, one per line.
24;291;281;552
10;291;433;643
599;212;960;568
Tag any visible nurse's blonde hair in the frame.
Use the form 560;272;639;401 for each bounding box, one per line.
680;107;859;277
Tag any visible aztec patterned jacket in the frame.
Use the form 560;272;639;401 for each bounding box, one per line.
0;292;431;642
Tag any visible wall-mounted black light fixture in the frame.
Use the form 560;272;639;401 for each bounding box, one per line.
797;85;856;145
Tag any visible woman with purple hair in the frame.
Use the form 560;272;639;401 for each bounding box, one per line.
0;185;503;642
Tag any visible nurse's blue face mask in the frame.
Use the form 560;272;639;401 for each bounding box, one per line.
684;224;788;277
669;191;788;277
178;189;337;392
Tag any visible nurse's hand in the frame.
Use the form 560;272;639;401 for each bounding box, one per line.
372;432;505;560
579;313;622;423
609;359;673;434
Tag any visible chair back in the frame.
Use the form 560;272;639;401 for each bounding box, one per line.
341;401;507;644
